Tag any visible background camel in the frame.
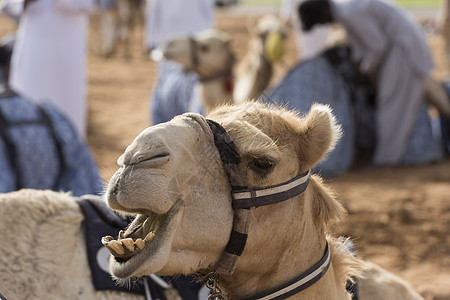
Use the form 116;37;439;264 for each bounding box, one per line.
103;101;423;299
233;14;289;103
162;29;235;114
0;189;144;300
161;15;288;114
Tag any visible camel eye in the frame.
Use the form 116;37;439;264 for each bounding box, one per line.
250;158;274;174
199;44;210;52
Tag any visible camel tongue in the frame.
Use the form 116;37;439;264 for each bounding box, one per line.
101;231;155;258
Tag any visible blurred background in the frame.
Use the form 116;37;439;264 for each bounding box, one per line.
0;1;449;299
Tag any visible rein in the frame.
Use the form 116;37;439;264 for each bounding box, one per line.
204;119;331;299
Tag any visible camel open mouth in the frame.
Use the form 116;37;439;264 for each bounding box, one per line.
102;212;162;262
101;198;183;278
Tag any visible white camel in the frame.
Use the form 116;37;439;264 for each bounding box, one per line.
103;101;423;300
233;14;289;103
0;189;144;300
162;29;236;115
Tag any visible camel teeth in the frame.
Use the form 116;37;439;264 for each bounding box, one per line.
104;244;116;256
109;240;125;255
144;232;155;242
121;238;135;252
101;236;114;246
135;238;145;250
118;230;125;240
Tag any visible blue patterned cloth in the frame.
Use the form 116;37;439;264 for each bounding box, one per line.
264;55;356;178
263;47;443;177
151;61;202;125
0;89;103;196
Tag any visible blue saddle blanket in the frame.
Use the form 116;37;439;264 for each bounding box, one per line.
0;89;102;195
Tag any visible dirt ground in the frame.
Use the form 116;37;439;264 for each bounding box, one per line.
1;7;450;300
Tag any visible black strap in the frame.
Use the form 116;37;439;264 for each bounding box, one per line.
206;119;240;165
242;242;331;300
225;230;248;256
231;171;310;209
189;37;199;72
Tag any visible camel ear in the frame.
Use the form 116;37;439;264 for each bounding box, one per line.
295;103;341;169
221;31;233;46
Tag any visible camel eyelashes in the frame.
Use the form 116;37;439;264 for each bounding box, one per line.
250;158;275;175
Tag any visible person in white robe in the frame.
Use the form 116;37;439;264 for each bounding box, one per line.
144;0;214;52
6;0;95;138
299;0;437;166
280;0;330;60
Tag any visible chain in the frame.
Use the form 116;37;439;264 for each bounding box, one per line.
200;271;226;300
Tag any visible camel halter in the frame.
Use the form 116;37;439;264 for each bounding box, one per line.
205;119;331;299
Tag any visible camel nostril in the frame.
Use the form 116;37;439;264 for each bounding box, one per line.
111;175;121;197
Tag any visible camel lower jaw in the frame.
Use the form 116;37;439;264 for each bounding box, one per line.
105;198;184;279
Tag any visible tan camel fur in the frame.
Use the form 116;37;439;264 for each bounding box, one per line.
162;29;236;114
104;102;423;299
234;15;289;103
0;189;143;300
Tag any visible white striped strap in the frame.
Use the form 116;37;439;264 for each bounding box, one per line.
243;241;331;300
231;170;311;209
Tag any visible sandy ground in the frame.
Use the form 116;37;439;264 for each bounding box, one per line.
1;7;450;300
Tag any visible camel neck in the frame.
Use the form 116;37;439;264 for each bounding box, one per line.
220;238;348;300
198;75;233;114
240;241;331;300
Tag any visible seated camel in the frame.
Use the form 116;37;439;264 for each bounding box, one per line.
233;14;289;103
0;190;143;300
103;101;423;299
0;189;205;299
162;29;236;116
160;15;288;116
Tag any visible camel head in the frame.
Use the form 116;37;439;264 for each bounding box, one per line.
250;14;289;62
104;102;350;297
162;29;235;79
